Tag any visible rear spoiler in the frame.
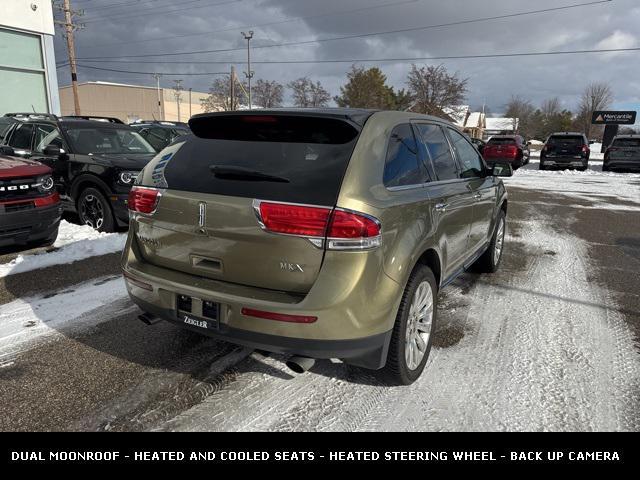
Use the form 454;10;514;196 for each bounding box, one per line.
62;115;124;124
189;112;362;143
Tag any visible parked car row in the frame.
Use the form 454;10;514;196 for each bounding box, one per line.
0;114;193;240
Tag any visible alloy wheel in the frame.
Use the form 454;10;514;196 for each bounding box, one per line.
80;194;105;230
404;281;434;371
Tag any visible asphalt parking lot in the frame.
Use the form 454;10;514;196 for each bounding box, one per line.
0;164;638;432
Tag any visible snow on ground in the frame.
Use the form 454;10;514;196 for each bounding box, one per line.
163;204;640;432
0;221;126;278
0;276;131;362
504;166;640;211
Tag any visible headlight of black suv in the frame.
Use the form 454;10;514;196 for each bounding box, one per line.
36;174;55;193
118;170;140;185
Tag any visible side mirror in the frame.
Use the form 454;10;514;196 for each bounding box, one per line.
491;162;513;178
0;145;15;156
43;144;65;157
589;140;595;145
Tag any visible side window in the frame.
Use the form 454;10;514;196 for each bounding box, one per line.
416;124;458;181
8;123;34;150
383;124;426;188
34;126;65;153
447;129;483;179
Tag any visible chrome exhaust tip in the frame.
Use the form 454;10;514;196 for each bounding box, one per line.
286;356;316;374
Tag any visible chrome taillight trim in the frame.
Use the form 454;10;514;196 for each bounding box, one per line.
251;199;382;251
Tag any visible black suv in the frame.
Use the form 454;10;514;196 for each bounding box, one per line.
540;132;590;171
129;121;191;152
1;115;157;232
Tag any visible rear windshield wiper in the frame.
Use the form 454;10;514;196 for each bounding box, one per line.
209;165;290;183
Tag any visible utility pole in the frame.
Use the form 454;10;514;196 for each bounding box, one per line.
241;31;254;109
188;88;192;118
153;73;163;120
173;79;183;122
230;66;236;111
54;0;84;115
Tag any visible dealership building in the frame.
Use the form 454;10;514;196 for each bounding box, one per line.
0;0;60;115
59;81;216;124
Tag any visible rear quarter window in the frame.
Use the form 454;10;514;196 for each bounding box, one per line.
383;124;426;188
158;115;362;206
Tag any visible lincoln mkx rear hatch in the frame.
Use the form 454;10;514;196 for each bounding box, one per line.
130;112;377;294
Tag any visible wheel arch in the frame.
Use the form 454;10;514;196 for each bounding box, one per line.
71;174;113;206
415;248;442;290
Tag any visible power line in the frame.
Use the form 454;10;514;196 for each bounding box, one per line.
82;0;241;24
77;0;613;60
68;47;640;73
80;0;420;50
67;64;229;76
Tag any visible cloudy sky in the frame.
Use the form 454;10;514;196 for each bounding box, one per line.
54;0;640;114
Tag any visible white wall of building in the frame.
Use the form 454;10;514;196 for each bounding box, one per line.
0;0;59;115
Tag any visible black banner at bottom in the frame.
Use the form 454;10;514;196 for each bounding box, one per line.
1;432;635;468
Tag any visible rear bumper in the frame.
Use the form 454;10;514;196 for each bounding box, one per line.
540;156;588;168
131;296;392;369
0;202;62;247
121;229;401;369
484;157;522;167
604;158;640;171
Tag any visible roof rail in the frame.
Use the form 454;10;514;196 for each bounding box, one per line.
62;115;125;124
4;112;59;121
130;120;190;127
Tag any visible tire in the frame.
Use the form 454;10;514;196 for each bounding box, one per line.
381;265;438;386
602;165;609;172
77;186;116;232
539;163;546;171
474;210;506;273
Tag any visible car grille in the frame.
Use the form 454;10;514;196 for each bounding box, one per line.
0;176;41;202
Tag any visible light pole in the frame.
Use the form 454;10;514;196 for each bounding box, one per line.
241;31;254;109
153;73;163;120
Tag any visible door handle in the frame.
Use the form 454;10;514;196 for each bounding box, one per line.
435;203;448;212
473;192;482;200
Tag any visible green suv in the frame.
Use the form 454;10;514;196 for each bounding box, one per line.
122;109;511;384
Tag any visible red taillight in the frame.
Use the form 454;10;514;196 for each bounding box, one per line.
506;145;519;158
242;115;278;123
582;145;589;154
328;209;380;239
128;186;161;214
33;192;59;207
258;202;331;237
255;200;382;250
241;307;317;324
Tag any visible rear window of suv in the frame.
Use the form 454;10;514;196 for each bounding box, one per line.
612;138;640;148
547;135;584;146
161;114;362;205
487;137;516;145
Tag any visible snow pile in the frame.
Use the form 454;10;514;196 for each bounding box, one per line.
0;221;126;278
0;276;131;361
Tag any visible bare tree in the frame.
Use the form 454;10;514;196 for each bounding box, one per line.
253;79;284;108
505;95;535;137
406;64;468;116
577;82;613;138
201;76;245;112
287;77;331;108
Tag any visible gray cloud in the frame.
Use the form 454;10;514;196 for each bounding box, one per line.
55;0;640;112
